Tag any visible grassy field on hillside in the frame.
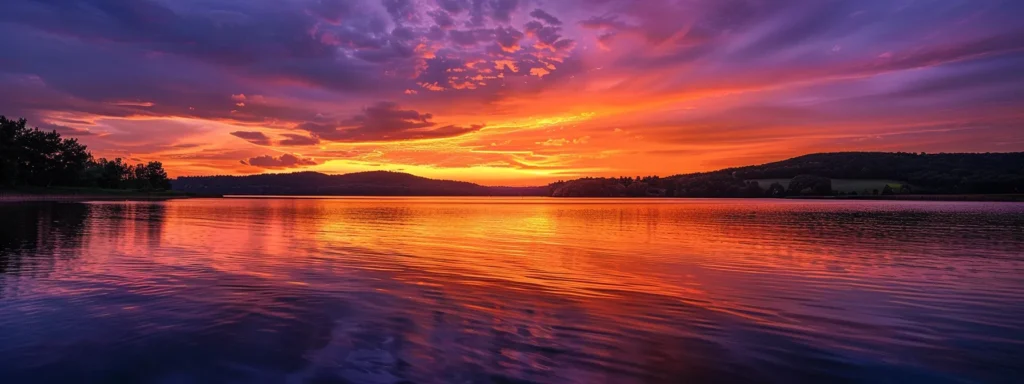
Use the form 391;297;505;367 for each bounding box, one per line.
749;179;907;194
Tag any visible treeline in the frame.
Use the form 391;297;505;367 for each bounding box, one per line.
1;116;171;190
550;174;834;197
550;152;1024;197
724;152;1024;193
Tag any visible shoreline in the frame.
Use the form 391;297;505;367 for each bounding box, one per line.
545;194;1024;202
4;191;1021;203
0;189;214;203
0;194;198;203
785;194;1024;202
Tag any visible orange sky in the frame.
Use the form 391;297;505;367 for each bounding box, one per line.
3;0;1023;186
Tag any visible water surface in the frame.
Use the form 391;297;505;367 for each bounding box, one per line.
1;198;1023;383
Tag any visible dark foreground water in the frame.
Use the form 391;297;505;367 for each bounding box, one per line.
1;198;1023;383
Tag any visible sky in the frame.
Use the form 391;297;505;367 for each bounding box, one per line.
2;0;1023;186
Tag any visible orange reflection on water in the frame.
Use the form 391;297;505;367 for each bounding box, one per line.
115;198;1024;327
4;198;1024;383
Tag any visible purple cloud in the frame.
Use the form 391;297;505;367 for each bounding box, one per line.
437;0;470;14
242;153;318;169
278;133;322;146
299;102;483;142
495;26;525;52
230;131;273;146
529;9;561;25
450;28;497;46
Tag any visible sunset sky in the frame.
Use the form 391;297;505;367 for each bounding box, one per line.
2;0;1023;185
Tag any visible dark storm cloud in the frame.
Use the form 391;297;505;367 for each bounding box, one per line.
230;131;273;146
298;102;483;142
241;153;319;169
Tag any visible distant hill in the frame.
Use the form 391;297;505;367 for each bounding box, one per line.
172;171;548;196
550;152;1024;197
173;153;1024;198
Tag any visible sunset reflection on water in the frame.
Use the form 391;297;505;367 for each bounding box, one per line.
1;198;1023;383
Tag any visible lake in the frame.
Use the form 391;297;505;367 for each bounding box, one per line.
1;198;1023;383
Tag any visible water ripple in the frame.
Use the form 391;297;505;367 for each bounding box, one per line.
1;198;1023;383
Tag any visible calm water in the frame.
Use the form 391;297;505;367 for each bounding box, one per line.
1;198;1023;383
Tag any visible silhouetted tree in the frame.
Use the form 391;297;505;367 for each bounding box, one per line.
0;115;170;190
0;117;24;186
134;161;172;191
94;158;132;189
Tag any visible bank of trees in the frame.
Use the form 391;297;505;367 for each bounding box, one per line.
550;174;828;198
1;116;170;190
549;152;1024;197
726;152;1024;194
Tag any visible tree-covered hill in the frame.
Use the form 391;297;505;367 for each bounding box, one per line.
550;152;1024;197
172;171;548;196
720;152;1024;191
